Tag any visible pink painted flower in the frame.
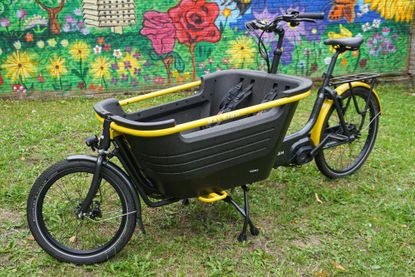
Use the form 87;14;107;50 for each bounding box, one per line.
153;76;165;85
103;44;111;52
133;51;141;59
17;9;27;20
0;17;10;27
140;11;176;55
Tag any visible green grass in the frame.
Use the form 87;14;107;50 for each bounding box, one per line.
0;83;414;276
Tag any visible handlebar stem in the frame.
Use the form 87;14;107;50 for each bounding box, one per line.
270;27;285;74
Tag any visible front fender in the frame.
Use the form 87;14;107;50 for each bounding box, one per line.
310;82;382;145
66;155;144;232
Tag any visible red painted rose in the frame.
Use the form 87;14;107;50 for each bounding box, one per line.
140;11;176;55
168;0;221;46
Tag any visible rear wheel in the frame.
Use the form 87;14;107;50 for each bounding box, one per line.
27;159;136;264
315;87;380;178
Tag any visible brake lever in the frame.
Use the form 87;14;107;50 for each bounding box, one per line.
288;18;316;27
246;19;275;33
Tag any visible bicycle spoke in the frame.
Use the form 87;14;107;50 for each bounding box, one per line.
318;89;378;175
41;171;125;251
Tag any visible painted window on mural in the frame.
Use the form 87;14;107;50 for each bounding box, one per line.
0;0;413;94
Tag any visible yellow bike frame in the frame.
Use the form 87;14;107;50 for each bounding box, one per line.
310;82;382;145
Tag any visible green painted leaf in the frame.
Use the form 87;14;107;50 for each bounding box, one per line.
149;49;163;61
195;42;213;60
71;69;82;78
173;53;185;73
82;67;89;78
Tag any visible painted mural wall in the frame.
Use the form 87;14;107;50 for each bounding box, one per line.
0;0;413;95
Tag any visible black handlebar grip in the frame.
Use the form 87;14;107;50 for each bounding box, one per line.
297;13;324;20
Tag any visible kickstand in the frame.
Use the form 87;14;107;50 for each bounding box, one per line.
224;185;259;242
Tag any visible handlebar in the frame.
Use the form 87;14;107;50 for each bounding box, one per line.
245;10;325;74
245;10;325;32
297;12;324;20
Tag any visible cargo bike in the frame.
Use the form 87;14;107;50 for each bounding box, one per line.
27;11;382;264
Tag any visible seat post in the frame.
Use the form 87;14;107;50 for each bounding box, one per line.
323;50;342;87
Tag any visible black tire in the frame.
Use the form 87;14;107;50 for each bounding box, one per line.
315;87;380;178
27;159;136;264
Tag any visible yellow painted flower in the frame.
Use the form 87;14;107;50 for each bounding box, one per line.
47;56;67;78
90;56;111;79
37;40;45;48
327;25;353;53
364;0;414;22
226;36;256;67
47;38;57;47
117;53;140;76
1;51;37;81
183;72;191;80
222;8;232;18
69;41;91;60
60;39;69;48
172;70;180;78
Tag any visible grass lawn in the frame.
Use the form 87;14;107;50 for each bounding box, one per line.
0;83;414;276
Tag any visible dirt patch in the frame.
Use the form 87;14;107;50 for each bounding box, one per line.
0;207;22;227
0;208;25;244
291;235;322;249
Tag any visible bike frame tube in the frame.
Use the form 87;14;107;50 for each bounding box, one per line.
274;49;345;166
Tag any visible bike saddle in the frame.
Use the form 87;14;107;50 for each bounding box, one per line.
324;36;363;51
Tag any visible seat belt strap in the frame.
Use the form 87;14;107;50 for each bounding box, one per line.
219;83;254;114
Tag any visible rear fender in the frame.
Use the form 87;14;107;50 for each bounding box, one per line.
310;82;382;145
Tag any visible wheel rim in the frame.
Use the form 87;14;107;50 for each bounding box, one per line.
36;168;128;255
321;92;378;173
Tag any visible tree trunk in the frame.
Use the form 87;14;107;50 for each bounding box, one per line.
189;43;197;81
35;0;66;35
163;56;174;84
49;11;60;34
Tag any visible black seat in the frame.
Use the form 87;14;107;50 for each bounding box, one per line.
324;36;363;51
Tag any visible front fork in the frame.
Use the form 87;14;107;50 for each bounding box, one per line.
77;117;112;218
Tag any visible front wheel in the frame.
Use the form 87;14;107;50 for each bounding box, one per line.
27;159;136;264
315;87;380;178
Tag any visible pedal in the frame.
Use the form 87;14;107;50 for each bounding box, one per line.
198;191;228;203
